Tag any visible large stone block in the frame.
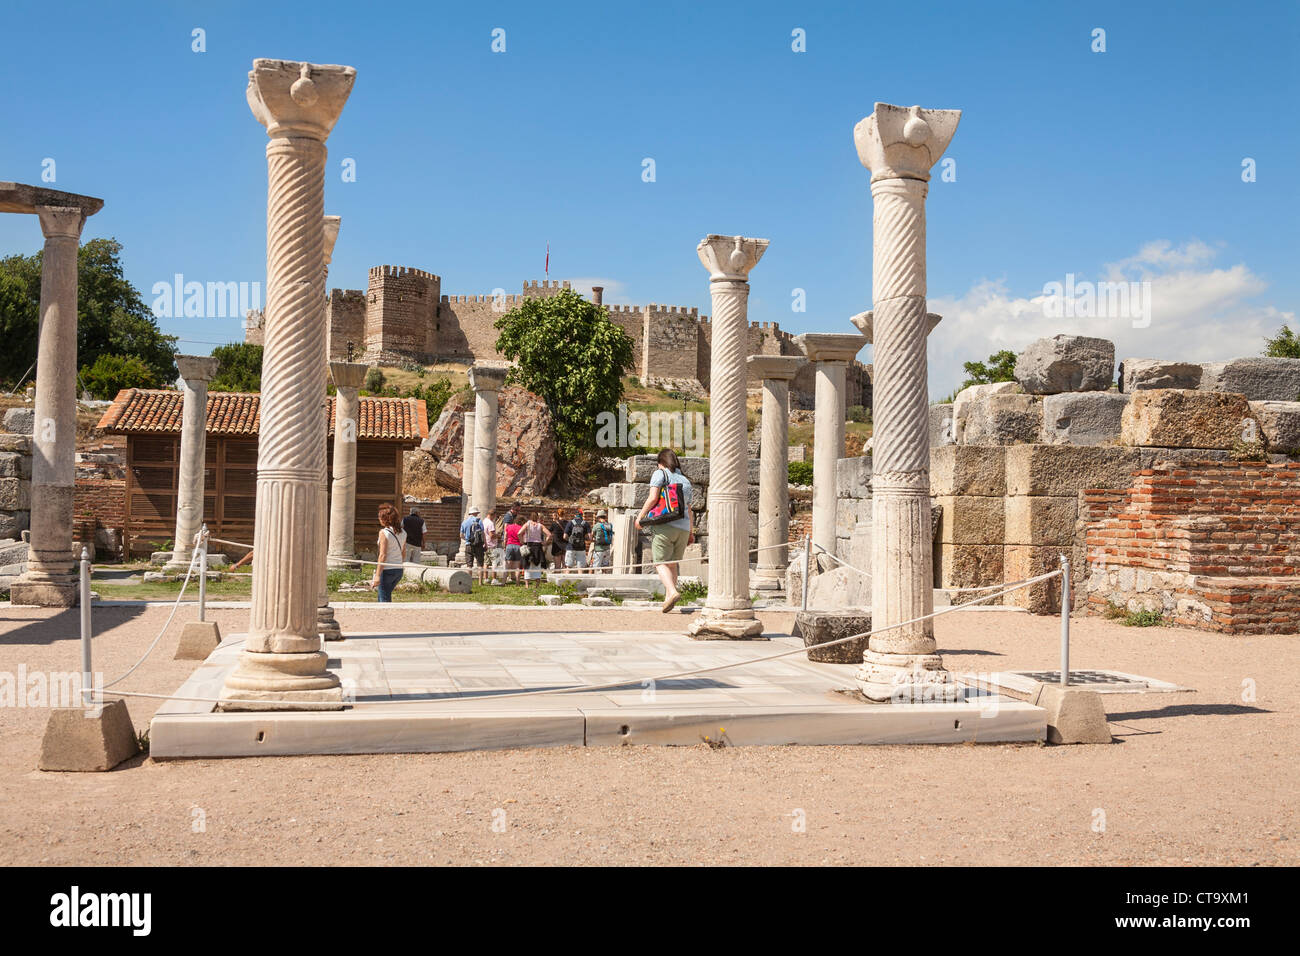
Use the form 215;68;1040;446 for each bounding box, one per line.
1004;495;1078;547
1015;334;1115;394
625;455;711;485
835;497;873;535
38;699;140;772
961;393;1043;446
1200;357;1300;402
1032;683;1112;745
2;407;34;434
1118;358;1203;393
0;452;33;479
934;495;1005;545
1248;401;1300;452
952;382;1021;443
1004;445;1141;496
0;511;30;539
934;542;1003;590
930;445;1006;497
793;611;871;663
1041;392;1129;446
0;434;32;454
929;403;955;446
0;478;30;511
1121;389;1257;450
1003;545;1066;613
836;456;872;498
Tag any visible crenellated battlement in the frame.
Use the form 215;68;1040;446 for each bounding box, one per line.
369;265;440;283
522;279;571;290
441;294;523;306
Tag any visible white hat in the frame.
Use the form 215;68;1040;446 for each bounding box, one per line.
468;506;480;515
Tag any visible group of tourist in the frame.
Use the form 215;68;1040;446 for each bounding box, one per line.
366;448;695;612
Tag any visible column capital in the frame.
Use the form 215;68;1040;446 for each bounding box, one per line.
35;205;86;239
468;363;509;392
854;102;960;183
793;332;868;365
247;59;357;141
175;354;219;383
329;361;367;391
322;215;341;266
747;354;805;381
851;310;942;342
697;234;769;282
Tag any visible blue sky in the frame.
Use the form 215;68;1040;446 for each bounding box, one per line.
2;0;1296;395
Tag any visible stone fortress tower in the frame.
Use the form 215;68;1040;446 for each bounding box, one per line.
250;263;871;409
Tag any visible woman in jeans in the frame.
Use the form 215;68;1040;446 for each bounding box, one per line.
370;502;407;602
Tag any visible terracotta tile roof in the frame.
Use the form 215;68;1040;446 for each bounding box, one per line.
97;389;428;442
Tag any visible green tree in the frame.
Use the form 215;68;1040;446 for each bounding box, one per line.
960;349;1019;391
79;353;160;399
0;238;177;385
209;342;263;392
495;289;635;458
1263;325;1300;359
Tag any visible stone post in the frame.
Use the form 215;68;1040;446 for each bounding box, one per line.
853;102;961;702
220;59;356;710
747;355;805;590
327;362;367;568
455;408;476;565
687;235;768;641
165;356;218;572
469;365;507;519
794;333;868;561
10;206;89;607
316;215;343;641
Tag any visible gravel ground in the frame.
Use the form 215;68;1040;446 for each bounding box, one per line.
0;603;1294;866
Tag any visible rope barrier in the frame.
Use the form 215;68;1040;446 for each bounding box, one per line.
93;568;1063;709
102;537;203;689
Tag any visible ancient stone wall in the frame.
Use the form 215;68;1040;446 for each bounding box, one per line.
326;289;366;362
364;265;440;362
642;306;703;388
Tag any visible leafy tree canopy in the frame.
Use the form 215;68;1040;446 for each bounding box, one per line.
210;342;263;392
960;349;1019;391
80;353;160;400
0;237;177;387
494;289;635;459
1263;325;1300;359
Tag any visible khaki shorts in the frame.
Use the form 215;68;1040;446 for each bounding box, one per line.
650;525;689;564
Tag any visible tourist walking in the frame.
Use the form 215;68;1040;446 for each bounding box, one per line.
370;503;408;603
564;509;591;570
402;506;426;564
590;510;615;572
460;505;487;583
635;448;693;612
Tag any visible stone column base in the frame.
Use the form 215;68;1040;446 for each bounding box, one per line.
317;605;343;642
855;649;962;703
9;579;78;608
163;551;195;574
688;607;767;641
218;650;344;711
175;620;222;660
752;568;785;591
39;699;140;772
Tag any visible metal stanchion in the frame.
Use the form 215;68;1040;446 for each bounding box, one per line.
197;525;208;622
1059;554;1071;686
79;547;92;707
801;534;810;612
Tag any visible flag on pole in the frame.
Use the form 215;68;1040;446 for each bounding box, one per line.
545;242;549;276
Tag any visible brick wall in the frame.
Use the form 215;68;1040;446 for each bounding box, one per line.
1083;460;1300;633
73;476;126;560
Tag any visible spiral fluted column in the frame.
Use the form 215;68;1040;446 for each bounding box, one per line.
221;59;355;710
853;102;961;702
688;235;768;641
317;215;343;641
748;355;804;590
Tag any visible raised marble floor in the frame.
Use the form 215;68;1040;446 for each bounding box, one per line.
149;629;1045;757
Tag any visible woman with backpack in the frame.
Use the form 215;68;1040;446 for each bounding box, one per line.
590;510;615;572
634;448;693;612
370;502;408;602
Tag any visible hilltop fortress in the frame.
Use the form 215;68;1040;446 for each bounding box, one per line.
246;265;871;408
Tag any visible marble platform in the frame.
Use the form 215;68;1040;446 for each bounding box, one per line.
148;629;1046;757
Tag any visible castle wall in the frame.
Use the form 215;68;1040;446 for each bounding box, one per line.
326;289;366;362
365;265;440;362
641;306;702;389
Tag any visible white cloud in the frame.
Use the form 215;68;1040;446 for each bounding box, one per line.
921;240;1295;399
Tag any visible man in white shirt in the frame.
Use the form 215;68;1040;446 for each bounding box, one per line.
482;510;503;584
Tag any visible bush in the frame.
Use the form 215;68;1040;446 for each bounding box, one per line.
78;352;160;399
209;342;263;392
678;580;707;604
846;404;869;423
363;366;386;392
788;460;813;485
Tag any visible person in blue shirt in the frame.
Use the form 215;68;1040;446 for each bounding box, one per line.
459;505;486;579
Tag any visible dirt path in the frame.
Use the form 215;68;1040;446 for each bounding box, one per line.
0;604;1294;866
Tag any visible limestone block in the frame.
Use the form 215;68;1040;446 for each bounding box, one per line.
836;456;872;498
581;596;615;607
538;595;564;606
0;511;30;539
934;495;1005;545
0;539;29;566
929;403;955;446
1199;357;1300;402
1118;358;1203;393
1041;391;1129;446
1014;334;1115;394
952;382;1021;442
0;452;32;479
848;524;872;576
806;565;870;611
0;434;32;453
935;543;1002;590
1004;495;1078;547
961;393;1043;446
1004;445;1141;496
0;478;30;511
930;445;1006;497
1003;545;1066;613
402;566;472;593
835;497;873;533
626;455;711;485
1248;401;1300;451
1121;389;1257;450
793;611;871;663
2;407;34;434
175;620;222;660
38;699;140;772
1031;683;1112;745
